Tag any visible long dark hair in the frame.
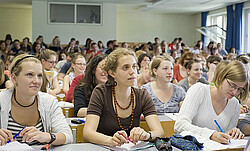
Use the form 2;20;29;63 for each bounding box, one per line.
74;54;107;103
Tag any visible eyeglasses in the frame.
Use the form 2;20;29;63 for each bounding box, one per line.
226;78;245;93
47;61;57;64
75;63;86;66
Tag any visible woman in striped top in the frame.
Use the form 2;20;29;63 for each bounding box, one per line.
0;54;73;146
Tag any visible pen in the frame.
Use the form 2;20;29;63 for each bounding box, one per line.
214;120;231;143
78;119;85;124
41;144;50;150
117;132;136;145
7;127;26;143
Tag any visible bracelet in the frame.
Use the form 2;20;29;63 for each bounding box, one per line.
147;131;152;141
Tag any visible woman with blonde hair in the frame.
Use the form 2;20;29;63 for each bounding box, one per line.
38;49;61;96
175;60;248;144
141;56;185;114
0;54;73;146
63;53;86;93
83;48;164;147
0;60;12;91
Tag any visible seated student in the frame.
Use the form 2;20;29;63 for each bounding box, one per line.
202;55;222;82
238;110;250;136
0;54;73;146
141;56;186;114
178;60;209;92
38;49;61;96
85;42;102;60
0;60;12;91
57;52;74;81
4;55;15;77
217;43;227;56
137;53;151;71
63;53;86;93
137;64;153;88
173;52;196;82
175;60;248;144
74;54;107;116
190;44;202;54
83;48;164;147
54;50;67;72
65;74;84;103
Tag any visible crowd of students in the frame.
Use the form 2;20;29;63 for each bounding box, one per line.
0;34;249;148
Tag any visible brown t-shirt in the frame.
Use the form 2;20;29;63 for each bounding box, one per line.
87;84;156;136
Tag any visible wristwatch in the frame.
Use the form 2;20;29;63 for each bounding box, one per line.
48;133;56;144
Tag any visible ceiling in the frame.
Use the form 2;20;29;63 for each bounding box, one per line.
0;0;247;14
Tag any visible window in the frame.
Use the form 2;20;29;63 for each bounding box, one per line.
207;14;227;47
48;2;102;25
77;4;101;23
243;8;250;53
50;4;74;23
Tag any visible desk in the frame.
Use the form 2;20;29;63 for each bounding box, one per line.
66;115;176;143
32;143;181;151
66;118;85;143
140;115;176;137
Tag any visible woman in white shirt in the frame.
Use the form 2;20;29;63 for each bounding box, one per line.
38;49;61;96
175;60;248;144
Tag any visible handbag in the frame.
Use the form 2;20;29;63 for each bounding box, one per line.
170;134;203;151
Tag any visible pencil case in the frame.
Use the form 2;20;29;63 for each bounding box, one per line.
169;134;203;151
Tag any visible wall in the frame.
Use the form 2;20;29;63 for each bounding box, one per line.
117;11;199;47
0;7;32;41
32;0;116;45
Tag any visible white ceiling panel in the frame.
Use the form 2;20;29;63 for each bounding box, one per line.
0;0;248;13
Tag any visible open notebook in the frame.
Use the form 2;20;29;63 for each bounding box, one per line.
0;141;35;151
180;131;247;151
101;141;154;151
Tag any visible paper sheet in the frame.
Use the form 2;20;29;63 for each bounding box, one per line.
102;141;154;151
180;131;247;151
0;141;35;151
164;113;178;121
58;101;74;108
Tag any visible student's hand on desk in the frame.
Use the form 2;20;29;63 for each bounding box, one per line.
210;131;231;144
20;127;51;143
0;128;13;146
227;127;244;139
129;127;149;143
109;130;128;147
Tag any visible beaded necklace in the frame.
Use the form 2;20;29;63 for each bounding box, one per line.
112;86;134;131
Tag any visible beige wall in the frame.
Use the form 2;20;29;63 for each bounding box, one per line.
117;11;200;47
0;7;32;41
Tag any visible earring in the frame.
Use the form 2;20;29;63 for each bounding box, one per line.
113;80;117;86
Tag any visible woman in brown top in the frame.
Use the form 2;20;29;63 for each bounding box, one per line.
83;48;164;147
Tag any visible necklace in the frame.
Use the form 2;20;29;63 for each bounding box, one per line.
112;86;134;131
13;89;36;108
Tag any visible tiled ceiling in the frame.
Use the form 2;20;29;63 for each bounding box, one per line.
0;0;247;13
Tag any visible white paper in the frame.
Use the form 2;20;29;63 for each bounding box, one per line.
180;131;247;151
164;113;178;121
58;101;74;108
103;141;153;151
0;141;35;151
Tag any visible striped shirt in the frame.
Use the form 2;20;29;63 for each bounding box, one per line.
7;112;44;145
